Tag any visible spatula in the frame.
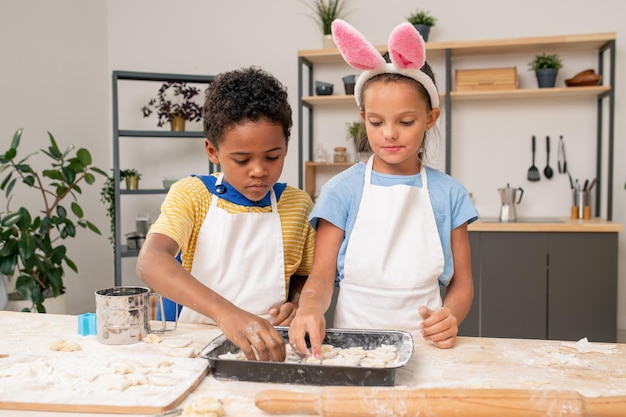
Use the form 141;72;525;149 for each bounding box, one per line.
544;135;553;179
527;135;540;181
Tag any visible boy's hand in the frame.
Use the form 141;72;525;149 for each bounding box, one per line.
218;309;286;362
268;301;297;326
419;306;459;349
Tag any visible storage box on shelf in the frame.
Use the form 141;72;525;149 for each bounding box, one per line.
297;32;616;217
455;67;518;92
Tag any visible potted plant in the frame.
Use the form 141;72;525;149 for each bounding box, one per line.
406;9;437;41
120;168;142;190
0;128;106;313
528;53;563;88
304;0;348;48
141;81;203;131
346;120;371;155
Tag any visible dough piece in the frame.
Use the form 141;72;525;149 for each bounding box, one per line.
113;361;135;375
0;353;8;358
165;346;196;358
143;333;162;344
182;396;224;417
304;356;322;365
218;351;246;360
49;339;81;352
162;338;192;348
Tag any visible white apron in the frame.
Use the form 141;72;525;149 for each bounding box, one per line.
178;174;286;324
334;156;445;331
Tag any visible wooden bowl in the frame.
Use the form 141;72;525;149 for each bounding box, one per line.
565;69;601;87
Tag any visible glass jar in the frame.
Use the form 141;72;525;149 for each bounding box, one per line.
333;146;348;163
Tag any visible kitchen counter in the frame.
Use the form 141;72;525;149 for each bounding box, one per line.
468;217;623;232
1;311;625;416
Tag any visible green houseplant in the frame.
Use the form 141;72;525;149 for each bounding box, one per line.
0;129;106;312
346;120;371;154
406;9;437;41
120;168;141;190
528;53;563;88
141;81;203;131
304;0;348;48
100;168;143;248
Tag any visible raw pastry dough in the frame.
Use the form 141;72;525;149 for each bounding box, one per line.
218;343;399;368
49;339;81;352
143;333;162;344
181;396;224;417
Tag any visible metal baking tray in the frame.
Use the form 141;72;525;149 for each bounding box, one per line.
199;327;413;386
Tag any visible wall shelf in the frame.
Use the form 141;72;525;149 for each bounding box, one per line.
297;32;616;217
111;70;214;286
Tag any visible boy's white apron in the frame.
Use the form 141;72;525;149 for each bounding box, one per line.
179;174;286;324
335;156;444;331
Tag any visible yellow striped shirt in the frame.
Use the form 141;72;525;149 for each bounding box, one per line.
148;176;315;295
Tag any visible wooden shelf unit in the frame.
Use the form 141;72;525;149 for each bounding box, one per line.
297;32;616;216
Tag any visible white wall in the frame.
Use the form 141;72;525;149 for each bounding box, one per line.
0;1;110;313
2;0;626;331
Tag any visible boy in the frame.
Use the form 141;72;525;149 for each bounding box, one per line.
137;67;315;362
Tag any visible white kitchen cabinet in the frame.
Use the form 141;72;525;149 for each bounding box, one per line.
297;33;616;218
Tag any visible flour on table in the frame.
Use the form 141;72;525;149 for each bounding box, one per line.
561;337;618;354
163;338;193;348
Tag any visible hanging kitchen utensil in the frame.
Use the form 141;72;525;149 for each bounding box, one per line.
544;135;553;179
557;135;568;174
527;135;540;182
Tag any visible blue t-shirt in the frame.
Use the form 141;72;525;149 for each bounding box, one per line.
310;162;479;287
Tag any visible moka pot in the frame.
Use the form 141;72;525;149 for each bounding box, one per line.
498;183;524;222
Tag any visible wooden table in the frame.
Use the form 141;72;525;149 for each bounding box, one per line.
0;311;624;416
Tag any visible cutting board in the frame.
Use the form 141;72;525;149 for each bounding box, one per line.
0;312;210;414
0;369;206;414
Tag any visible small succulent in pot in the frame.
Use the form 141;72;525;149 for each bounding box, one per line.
304;0;348;35
406;9;437;27
528;53;563;70
406;9;437;41
141;81;203;128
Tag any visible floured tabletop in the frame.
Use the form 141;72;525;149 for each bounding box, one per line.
0;311;624;416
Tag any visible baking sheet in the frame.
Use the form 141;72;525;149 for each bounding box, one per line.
199;327;413;386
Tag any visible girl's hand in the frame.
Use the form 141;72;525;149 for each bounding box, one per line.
288;307;326;359
419;306;459;349
218;308;286;362
268;301;297;326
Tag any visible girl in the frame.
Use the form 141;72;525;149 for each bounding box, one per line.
289;20;478;358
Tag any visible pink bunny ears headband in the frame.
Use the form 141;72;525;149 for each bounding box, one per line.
331;19;440;109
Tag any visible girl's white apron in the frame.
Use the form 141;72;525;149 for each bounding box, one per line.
335;156;444;331
178;174;286;324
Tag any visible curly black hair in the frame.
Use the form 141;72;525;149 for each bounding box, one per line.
202;67;292;148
